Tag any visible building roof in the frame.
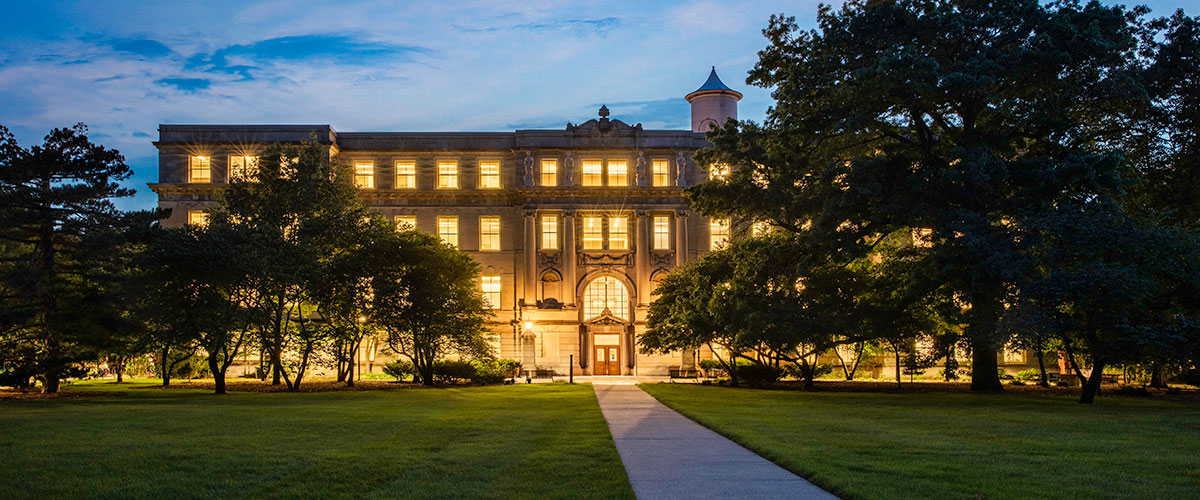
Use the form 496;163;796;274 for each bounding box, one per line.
685;67;743;101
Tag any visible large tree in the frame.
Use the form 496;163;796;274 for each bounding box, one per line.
141;222;265;394
690;0;1154;390
373;228;491;386
0;124;160;392
214;138;368;389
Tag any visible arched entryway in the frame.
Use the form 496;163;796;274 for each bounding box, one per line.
580;275;633;375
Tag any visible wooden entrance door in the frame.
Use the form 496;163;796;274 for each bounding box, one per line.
595;345;620;375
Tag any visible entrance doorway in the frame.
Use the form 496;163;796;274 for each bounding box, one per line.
595;344;621;375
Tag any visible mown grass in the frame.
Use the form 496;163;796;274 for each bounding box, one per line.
0;380;634;500
640;384;1200;500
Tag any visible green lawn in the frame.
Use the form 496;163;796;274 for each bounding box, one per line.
0;381;634;500
640;384;1200;500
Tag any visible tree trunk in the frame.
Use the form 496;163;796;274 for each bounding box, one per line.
1079;360;1105;404
43;372;61;394
346;342;356;387
161;346;172;387
209;356;226;395
894;344;902;390
1150;363;1167;388
970;346;1003;391
1036;348;1049;387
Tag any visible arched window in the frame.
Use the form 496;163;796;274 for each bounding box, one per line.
583;276;629;321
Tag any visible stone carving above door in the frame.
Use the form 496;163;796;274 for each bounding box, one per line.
578;253;633;268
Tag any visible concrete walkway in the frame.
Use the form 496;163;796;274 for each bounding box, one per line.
594;382;839;500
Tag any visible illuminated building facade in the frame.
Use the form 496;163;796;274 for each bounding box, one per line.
150;68;745;376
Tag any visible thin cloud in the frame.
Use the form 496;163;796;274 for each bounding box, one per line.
157;77;211;92
457;17;621;34
185;34;429;80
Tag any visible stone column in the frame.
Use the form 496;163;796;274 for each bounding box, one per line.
635;210;650;305
675;209;688;267
563;210;577;305
524;209;536;306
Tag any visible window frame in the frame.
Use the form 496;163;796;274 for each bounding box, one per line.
540;158;558;186
189;155;211;183
437;215;459;247
581;159;603;187
395;215;417;230
651;159;670;187
608;216;628;250
582;216;604;250
481;275;501;310
652;215;671;250
607;159;628;187
228;155;257;182
354;161;375;189
394;161;416;189
541;214;559;250
479;215;501;251
710;217;730;250
187;210;208;226
437;161;459;189
479;160;501;189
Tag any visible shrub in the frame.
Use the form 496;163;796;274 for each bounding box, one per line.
699;359;727;377
382;361;416;382
1114;385;1152;397
997;369;1014;380
1016;369;1041;382
1009;380;1026;386
736;363;783;386
470;359;521;385
434;360;476;383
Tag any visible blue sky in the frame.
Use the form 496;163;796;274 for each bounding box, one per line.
0;0;1190;211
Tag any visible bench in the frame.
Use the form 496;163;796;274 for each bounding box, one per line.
526;369;555;380
669;368;698;379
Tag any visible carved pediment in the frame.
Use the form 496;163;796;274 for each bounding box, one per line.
566;105;643;137
650;252;675;267
586;312;628;327
579;252;633;267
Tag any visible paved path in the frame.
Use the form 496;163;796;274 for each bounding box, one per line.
594;383;839;500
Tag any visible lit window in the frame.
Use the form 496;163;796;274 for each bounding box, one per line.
752;221;770;236
438;162;458;189
480;216;501;251
354;162;374;188
710;218;730;250
583;276;629;320
541;214;558;250
710;163;730;180
582;216;604;249
912;228;934;248
541;159;557;186
229;155;257;181
481;275;501;310
438;216;458;247
607;160;628;186
395;162;416;189
479;161;500;189
187;210;208;227
652;159;669;187
609;216;628;250
189;156;211;183
395;215;417;230
653;216;670;250
582;160;603;186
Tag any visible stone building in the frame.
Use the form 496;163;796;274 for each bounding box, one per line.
150;67;746;377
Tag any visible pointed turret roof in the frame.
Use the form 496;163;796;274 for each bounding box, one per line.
686;66;743;102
